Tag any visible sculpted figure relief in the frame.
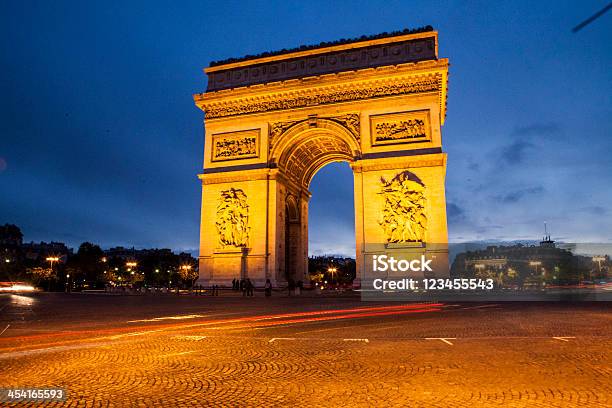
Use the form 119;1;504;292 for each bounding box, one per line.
214;136;257;160
375;119;426;141
216;188;249;247
379;171;427;243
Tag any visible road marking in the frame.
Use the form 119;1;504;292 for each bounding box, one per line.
343;338;369;343
552;336;576;342
0;324;9;337
172;335;206;341
108;328;166;340
426;337;456;345
127;314;205;323
161;350;199;357
268;337;296;343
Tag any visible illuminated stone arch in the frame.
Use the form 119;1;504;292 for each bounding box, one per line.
270;118;361;189
195;29;450;287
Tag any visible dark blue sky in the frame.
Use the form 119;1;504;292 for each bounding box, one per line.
1;1;610;255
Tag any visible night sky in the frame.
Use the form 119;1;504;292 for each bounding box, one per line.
1;1;611;256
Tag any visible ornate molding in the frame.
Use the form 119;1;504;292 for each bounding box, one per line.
216;188;249;247
378;171;427;243
202;74;441;119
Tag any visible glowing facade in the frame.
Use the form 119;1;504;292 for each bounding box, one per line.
194;29;449;286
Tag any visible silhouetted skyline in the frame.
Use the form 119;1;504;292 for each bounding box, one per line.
1;1;610;256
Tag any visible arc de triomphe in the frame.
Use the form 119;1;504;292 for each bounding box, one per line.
194;27;449;287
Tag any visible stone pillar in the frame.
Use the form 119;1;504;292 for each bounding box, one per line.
352;153;449;288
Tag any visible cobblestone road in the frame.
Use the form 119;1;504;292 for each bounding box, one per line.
0;293;610;407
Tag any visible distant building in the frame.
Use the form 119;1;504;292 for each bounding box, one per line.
450;230;601;286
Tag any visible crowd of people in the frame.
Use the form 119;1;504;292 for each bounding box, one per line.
230;278;303;297
231;277;255;296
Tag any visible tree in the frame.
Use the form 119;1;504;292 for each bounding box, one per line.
65;242;106;287
0;224;23;246
27;267;55;286
178;265;199;288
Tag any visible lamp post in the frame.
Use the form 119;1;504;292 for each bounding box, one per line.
592;256;605;281
180;265;195;290
46;256;60;271
126;261;138;285
327;266;337;284
529;261;542;286
46;256;60;292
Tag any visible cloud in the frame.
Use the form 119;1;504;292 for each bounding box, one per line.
499;139;535;165
467;161;480;172
494;186;544;203
511;122;560;138
447;202;467;225
580;206;608;216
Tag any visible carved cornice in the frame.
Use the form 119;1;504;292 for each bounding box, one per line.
351;153;447;173
200;73;442;119
205;35;436;91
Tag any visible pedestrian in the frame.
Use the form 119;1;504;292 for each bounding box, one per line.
296;280;303;296
246;278;254;296
232;278;236;291
288;279;295;296
264;279;272;297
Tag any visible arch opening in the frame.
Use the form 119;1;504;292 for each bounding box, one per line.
274;122;359;285
308;161;356;256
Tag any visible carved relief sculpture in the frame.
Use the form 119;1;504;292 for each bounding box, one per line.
269;113;360;152
216;188;250;247
371;110;431;145
379;171;427;243
376;119;426;141
269;120;299;152
331;113;360;139
212;130;259;161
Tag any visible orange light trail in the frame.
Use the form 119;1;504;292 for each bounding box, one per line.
0;303;444;352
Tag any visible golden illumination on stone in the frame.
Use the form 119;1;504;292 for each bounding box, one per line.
216;188;249;247
211;130;259;162
379;171;427;243
195;29;450;286
371;110;431;145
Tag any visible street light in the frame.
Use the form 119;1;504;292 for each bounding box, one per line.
529;261;543;285
4;258;10;263
529;261;542;271
46;256;60;270
592;256;606;281
327;266;337;284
